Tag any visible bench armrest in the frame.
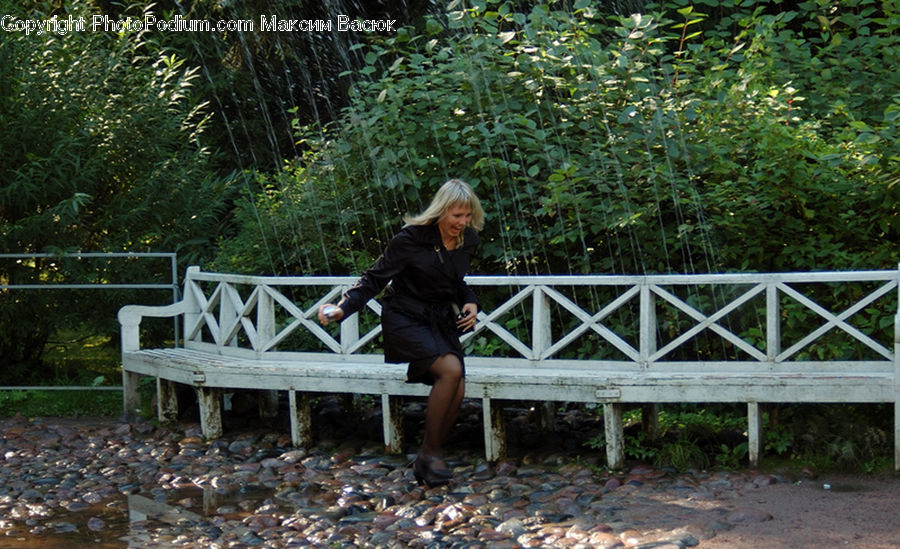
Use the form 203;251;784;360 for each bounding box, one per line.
118;302;188;327
119;301;188;352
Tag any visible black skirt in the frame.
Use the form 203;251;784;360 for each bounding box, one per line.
380;294;465;386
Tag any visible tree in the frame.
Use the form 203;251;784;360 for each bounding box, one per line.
215;0;899;278
0;0;236;380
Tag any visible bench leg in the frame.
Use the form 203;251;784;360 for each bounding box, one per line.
197;387;222;440
483;398;506;462
258;390;279;418
289;391;312;448
535;402;557;432
747;402;762;467
604;402;625;469
382;394;404;454
894;399;900;472
122;370;142;416
339;394;364;415
157;378;179;424
642;404;660;440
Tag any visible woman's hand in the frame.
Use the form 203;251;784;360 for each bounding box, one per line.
318;304;344;325
456;302;478;333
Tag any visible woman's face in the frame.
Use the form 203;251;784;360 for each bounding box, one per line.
438;204;473;241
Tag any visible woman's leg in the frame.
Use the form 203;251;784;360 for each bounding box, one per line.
439;375;465;444
419;353;464;459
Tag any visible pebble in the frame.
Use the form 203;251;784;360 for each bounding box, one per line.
0;411;792;548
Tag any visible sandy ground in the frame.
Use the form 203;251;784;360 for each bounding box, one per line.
638;472;900;549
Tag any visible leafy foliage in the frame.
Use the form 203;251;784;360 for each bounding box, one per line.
0;389;120;417
0;0;236;378
0;1;235;258
762;404;893;471
217;0;899;278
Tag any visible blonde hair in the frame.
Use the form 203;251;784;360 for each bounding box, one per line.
404;179;485;235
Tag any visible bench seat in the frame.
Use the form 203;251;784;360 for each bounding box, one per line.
126;348;894;403
123;346;895;466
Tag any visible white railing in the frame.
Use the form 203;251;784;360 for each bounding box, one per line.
180;266;899;374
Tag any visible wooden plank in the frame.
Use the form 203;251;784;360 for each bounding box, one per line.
219;282;240;348
532;286;551;360
197;387;222;440
123;351;893;395
639;282;654;368
604;402;624;469
482;398;506;462
122;370;141;415
288;391;311;447
340;301;360;353
382;394;404;455
256;287;275;351
182;276;201;345
185;269;898;289
201;284;223;346
165;339;898;374
895;306;900;472
747;401;761;467
766;283;780;361
220;284;259;349
125;349;893;379
185;280;219;343
345;324;382;355
609;381;893;403
157;378;179;423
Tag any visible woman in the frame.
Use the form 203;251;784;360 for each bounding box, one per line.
318;179;484;488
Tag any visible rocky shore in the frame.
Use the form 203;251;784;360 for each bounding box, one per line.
1;398;897;548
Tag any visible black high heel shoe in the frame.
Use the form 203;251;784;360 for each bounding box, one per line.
413;455;453;488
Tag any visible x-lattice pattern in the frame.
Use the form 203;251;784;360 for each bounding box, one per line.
182;271;898;366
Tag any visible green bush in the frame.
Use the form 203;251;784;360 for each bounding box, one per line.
211;0;898;371
0;0;238;379
762;404;893;471
0;389;120;417
216;0;899;278
584;403;893;472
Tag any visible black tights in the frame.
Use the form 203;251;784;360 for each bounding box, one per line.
419;353;465;461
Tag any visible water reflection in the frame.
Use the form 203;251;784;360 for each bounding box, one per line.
0;485;279;548
127;493;203;525
0;497;129;549
129;484;277;521
124;485;278;546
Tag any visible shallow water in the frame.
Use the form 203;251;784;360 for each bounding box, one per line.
0;498;129;548
0;485;280;548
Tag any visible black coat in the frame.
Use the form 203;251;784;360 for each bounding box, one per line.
340;223;479;369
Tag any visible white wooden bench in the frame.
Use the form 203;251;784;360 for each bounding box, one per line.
119;266;900;470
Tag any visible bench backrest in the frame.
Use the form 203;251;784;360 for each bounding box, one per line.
179;266;900;376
